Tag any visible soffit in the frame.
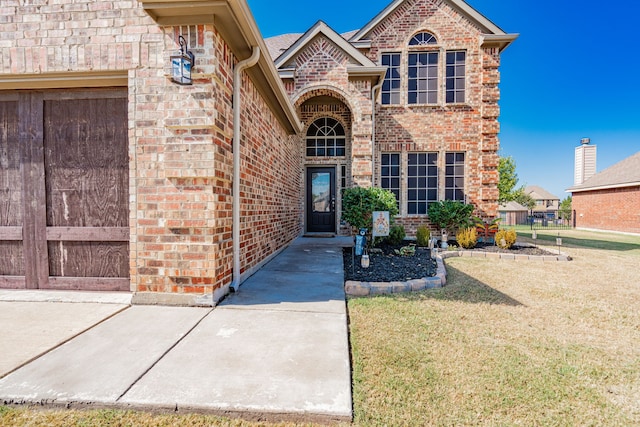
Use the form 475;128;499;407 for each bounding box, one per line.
138;0;302;134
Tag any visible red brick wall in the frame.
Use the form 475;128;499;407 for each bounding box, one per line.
132;25;303;298
573;187;640;234
368;0;502;224
2;2;303;301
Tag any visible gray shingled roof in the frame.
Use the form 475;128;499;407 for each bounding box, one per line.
264;33;303;60
568;151;640;193
525;185;559;201
264;30;359;61
499;201;528;211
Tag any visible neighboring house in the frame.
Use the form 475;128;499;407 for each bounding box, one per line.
499;201;529;226
526;185;560;219
0;0;516;305
567;151;640;234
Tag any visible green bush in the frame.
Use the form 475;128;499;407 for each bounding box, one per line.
495;229;517;249
386;224;406;246
342;187;399;232
427;201;474;234
456;227;477;249
416;225;431;247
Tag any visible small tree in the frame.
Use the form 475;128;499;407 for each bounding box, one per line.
498;156;520;203
514;190;536;210
558;196;572;224
342;187;399;233
427;201;474;236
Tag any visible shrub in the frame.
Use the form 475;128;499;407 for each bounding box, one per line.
456;227;477;249
342;187;399;232
416;225;431;247
427;201;474;234
386;224;406;246
495;229;517;249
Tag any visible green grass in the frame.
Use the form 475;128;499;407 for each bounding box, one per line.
509;225;640;252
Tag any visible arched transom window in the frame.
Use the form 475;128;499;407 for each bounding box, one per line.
409;32;437;46
306;117;346;157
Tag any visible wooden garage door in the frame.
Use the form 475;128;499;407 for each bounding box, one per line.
0;89;129;291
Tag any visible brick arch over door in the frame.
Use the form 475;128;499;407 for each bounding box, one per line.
293;86;360;119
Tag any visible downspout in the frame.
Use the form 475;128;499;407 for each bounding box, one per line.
230;46;260;292
371;81;383;187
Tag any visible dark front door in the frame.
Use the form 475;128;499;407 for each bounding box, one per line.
306;167;336;233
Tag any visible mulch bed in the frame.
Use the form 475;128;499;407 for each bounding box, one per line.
343;241;557;282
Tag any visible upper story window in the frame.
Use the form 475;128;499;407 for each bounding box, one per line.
379;30;467;106
381;53;401;105
408;52;439;105
306;117;346;157
408;32;439;105
446;51;466;103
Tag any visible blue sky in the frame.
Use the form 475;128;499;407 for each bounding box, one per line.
248;0;640;200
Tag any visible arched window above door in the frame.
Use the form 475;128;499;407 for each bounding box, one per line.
306;117;346;157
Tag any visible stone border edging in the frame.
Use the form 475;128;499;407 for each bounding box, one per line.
345;254;447;297
344;245;570;297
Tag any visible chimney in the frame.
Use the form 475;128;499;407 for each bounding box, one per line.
574;138;596;186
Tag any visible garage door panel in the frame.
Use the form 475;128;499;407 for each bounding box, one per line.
44;97;129;228
1;89;129;290
47;241;129;279
0;99;24;276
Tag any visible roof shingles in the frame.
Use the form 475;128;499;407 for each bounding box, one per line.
568;151;640;192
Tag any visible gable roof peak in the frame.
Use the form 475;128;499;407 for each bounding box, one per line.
273;18;386;81
350;0;518;51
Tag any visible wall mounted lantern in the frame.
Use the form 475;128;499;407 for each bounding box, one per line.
171;35;195;85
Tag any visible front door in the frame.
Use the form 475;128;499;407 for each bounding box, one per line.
306;167;336;233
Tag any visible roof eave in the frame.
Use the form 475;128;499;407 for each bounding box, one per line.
568;181;640;193
482;34;519;52
138;0;302;134
347;66;387;82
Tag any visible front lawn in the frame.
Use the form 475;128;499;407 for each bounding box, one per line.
350;229;640;425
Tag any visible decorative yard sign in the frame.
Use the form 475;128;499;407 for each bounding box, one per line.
372;211;390;237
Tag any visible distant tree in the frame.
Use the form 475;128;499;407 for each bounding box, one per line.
558;196;572;223
498;156;523;203
514;190;536;210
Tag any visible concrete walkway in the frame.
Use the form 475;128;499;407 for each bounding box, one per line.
0;236;353;423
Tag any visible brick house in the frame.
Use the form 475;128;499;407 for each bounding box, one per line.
568;151;640;235
525;185;560;220
0;0;516;305
267;0;517;235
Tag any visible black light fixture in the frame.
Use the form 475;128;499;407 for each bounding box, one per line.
171;35;194;85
